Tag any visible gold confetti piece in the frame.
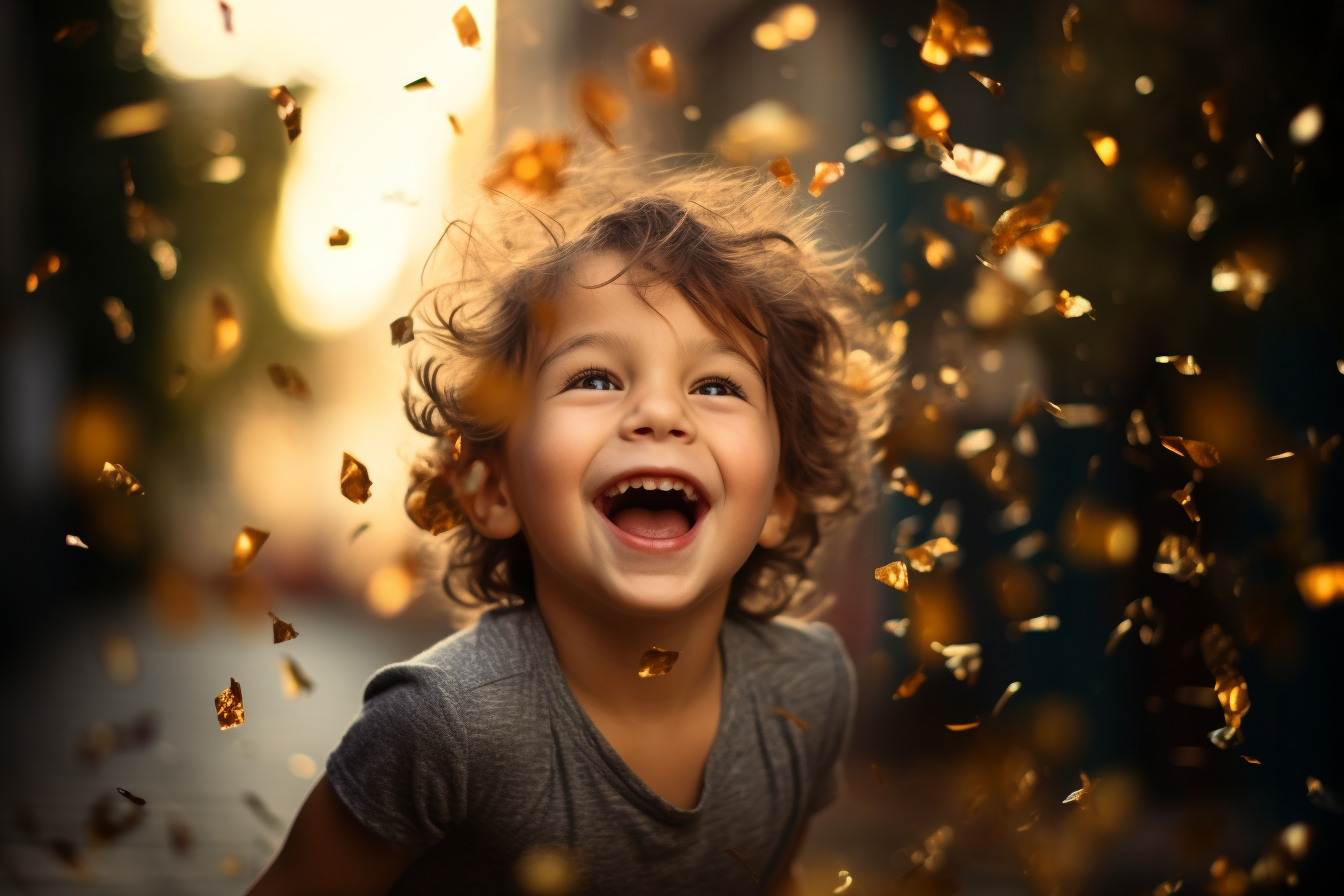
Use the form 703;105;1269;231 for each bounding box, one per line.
211;292;240;356
453;5;481;47
932;641;982;681
935;142;1006;186
99;631;140;685
768;156;797;188
1160;436;1221;468
389;315;415;346
1105;618;1133;655
904;537;958;573
957;428;996;458
66;534;88;548
638;647;679;678
54;20;99;45
1297;563;1344;608
117;788;145;806
969;71;1003;99
1062;4;1081;40
95;99;171;140
920;228;955;268
328;227;350;247
772;706;810;730
1199;89;1226;143
406;472;464;536
1254;133;1273;159
808;161;844;197
340;452;372;504
944;195;988;235
1054;290;1093;318
1155;355;1201;374
1172;485;1200;522
448;113;463;135
1042;400;1065;419
893;665;926;699
1242;755;1261;764
279;656;314;699
1211;252;1274;309
1085;131;1119;167
991;182;1062;255
992;681;1021;717
102;298;134;343
578;75;630;149
945;719;980;731
904;90;951;145
853;260;883;294
219;1;233;32
1154;534;1212;582
268;611;298;643
833;870;853;893
629;41;676;95
751;4;818;50
1062;771;1096;807
919;0;992;72
350;522;371;542
403;76;433;91
1289;103;1323;146
875;560;910;591
99;461;144;496
267;86;301;142
25;250;66;292
1151;877;1182;896
214;678;244;729
266;363;310;400
485;135;574;195
1017;615;1059;632
724;848;759;883
231;527;269;573
883;618;910;637
1307;777;1343;813
242;792;282;829
1266;451;1294;461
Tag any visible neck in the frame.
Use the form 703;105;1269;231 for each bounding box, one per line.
533;583;729;718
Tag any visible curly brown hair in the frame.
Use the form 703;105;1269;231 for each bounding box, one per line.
403;151;896;619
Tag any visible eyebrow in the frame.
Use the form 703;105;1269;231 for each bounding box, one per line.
535;331;764;381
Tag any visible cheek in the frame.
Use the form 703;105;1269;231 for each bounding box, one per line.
504;406;601;523
710;412;781;516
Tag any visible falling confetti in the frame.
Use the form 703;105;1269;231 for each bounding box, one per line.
211;292;241;356
25;250;66;292
751;4;818;50
453;5;481;47
1160;436;1221;468
1289;103;1323;146
1172;485;1200;522
390;316;415;345
279;656;314;699
991;183;1062;255
266;363;310;400
1085;131;1119;167
231;527;269;573
1055;290;1093;318
932;641;982;681
772;706;810;730
874;560;910;591
945;719;980;731
485;135;574;195
350;521;371;541
267;86;301;142
969;71;1003;99
578;75;629;149
919;0;992;71
1200;89;1226;142
629;41;676;95
268;611;298;643
1254;133;1273;159
340;452;373;504
921;229;955;268
1062;771;1096;807
883;618;910;637
904;90;951;145
448;113;463;135
808;161;844;197
66;534;89;548
102;298;134;343
768;156;797;188
96;99;171;140
1016;615;1060;632
1062;4;1081;40
1155;355;1201;374
893;665;926;699
403;76;433;91
214;678;245;730
992;681;1022;717
1154;534;1212;582
944;195;988;233
219;1;233;32
1296;562;1344;608
833;870;854;893
328;227;350;247
1266;451;1294;461
637;647;679;677
406;471;464;535
99;462;144;496
1306;777;1343;813
905;537;959;572
242;792;283;829
116;788;146;807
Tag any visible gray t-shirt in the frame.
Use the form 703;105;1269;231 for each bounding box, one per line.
325;604;856;895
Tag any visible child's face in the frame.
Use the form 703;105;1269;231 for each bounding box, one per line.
492;251;787;618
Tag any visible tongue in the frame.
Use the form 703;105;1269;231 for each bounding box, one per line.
610;507;691;539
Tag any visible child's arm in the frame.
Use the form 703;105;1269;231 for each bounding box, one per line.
243;775;416;896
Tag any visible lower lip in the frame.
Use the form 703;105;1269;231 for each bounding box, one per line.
594;502;707;554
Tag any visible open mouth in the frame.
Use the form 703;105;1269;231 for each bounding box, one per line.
592;474;706;542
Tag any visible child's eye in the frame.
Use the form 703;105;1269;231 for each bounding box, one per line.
565;368;621;391
692;377;745;398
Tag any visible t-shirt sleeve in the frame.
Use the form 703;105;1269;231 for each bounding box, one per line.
324;663;469;853
805;625;857;816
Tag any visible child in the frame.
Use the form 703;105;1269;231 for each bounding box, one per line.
245;153;891;895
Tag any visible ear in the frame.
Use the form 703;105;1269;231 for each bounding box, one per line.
757;480;797;549
458;458;523;540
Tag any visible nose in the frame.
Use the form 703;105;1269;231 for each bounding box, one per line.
619;380;696;442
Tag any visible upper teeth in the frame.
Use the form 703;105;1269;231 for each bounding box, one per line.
603;476;698;501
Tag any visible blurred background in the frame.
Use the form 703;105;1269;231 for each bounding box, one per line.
1;0;1342;893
